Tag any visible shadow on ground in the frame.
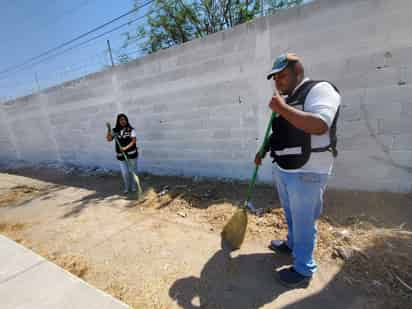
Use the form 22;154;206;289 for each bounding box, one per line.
169;246;368;309
170;230;412;309
1;166;278;219
3;167;411;226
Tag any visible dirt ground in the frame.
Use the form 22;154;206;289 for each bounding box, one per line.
0;166;411;308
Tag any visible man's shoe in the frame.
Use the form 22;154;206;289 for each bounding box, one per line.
276;266;312;288
268;240;292;255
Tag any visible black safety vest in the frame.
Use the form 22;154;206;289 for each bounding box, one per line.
269;80;340;170
113;127;138;161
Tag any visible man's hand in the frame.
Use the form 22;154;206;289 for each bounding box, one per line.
254;152;263;166
268;89;287;114
268;89;330;135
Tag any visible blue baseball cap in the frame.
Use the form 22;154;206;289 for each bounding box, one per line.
266;53;301;80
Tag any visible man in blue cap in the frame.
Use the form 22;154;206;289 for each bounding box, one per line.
255;53;341;287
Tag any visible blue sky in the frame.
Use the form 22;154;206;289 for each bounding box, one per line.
0;0;140;100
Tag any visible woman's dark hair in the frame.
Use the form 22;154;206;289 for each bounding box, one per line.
114;113;133;131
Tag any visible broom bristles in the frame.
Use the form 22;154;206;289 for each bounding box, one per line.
221;208;248;251
132;173;143;198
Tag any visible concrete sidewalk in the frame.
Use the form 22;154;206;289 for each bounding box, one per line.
0;235;130;309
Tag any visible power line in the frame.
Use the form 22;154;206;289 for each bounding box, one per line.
0;10;153;82
116;48;144;59
0;51;106;87
51;52;107;76
113;35;146;54
0;41;107;85
42;61;103;83
0;0;154;77
0;54;107;98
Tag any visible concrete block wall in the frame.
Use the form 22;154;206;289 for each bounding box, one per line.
1;0;411;192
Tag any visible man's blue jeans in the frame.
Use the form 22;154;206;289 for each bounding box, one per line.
272;166;329;277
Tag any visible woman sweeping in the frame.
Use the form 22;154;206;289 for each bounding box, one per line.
106;113;139;194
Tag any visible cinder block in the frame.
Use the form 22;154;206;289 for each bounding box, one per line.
309;60;347;82
381;45;412;68
175;46;221;67
389;150;412;168
212;129;231;139
341;53;382;77
365;67;400;87
334;150;392;179
336;73;369;91
361;101;402;120
378;116;412;135
393;134;412;150
152;104;168;113
338;120;381;151
375;134;395;152
365;84;412;105
401;102;412;116
340;102;362;122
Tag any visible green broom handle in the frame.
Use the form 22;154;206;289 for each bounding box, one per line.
244;112;278;205
113;135;131;162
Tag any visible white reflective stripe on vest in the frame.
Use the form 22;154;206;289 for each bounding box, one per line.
127;149;137;155
274;147;302;156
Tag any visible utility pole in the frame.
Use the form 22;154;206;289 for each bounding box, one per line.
34;72;40;91
261;0;264;16
107;40;114;67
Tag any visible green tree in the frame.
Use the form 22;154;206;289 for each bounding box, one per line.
121;0;303;57
266;0;303;14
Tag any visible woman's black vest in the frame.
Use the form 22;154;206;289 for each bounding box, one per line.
269;80;339;170
113;127;138;161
